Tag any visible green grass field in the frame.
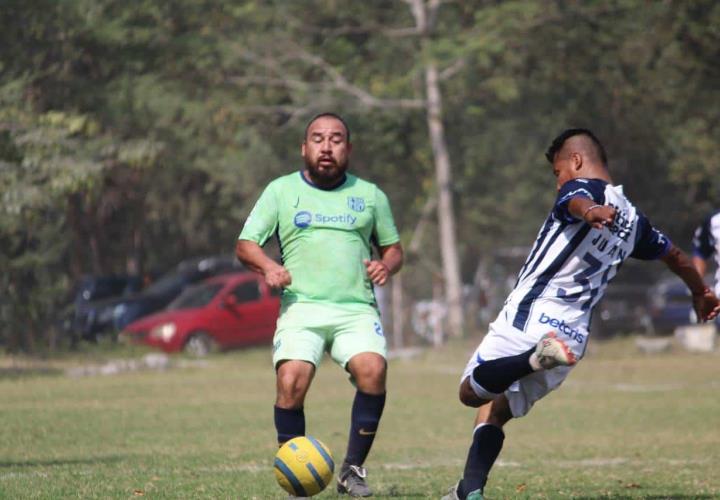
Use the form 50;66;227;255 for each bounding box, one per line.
1;336;719;499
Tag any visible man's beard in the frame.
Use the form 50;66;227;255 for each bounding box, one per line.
305;156;348;186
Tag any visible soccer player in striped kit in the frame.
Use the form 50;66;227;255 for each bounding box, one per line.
443;129;720;500
692;209;720;296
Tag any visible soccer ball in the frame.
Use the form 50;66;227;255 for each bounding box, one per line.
274;436;335;497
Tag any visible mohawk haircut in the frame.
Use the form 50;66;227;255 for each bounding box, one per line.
304;112;351;142
545;128;608;167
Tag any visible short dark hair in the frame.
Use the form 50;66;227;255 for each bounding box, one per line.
545;128;608;166
304;112;351;142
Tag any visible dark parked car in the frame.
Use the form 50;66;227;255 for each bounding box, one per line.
121;272;280;356
590;283;653;338
593;276;704;337
71;256;242;340
648;277;696;334
76;275;142;302
60;274;143;343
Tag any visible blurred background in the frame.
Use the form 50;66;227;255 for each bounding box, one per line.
1;0;718;354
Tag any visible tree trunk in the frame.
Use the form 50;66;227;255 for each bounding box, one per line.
424;60;464;337
89;233;102;275
407;0;465;339
66;194;85;280
126;226;144;290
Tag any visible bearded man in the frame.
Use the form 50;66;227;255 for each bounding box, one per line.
236;113;404;497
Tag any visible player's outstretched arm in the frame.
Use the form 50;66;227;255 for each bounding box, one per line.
235;239;292;289
660;243;720;322
692;255;707;279
567;197;617;229
363;242;403;286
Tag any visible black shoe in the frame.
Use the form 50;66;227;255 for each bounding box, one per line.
337;464;372;497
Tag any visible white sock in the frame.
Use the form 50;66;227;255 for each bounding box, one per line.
528;352;543;371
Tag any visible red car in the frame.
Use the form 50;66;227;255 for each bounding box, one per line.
121;272;280;355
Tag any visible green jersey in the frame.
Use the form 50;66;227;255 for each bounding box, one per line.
239;171;400;308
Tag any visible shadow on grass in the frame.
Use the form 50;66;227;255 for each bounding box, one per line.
378;485;427;497
0;455;125;468
573;496;716;499
0;366;63;380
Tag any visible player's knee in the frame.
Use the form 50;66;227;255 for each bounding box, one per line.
276;383;308;408
355;368;386;392
349;354;386;393
459;391;483;408
459;379;484;407
276;367;312;404
278;372;309;390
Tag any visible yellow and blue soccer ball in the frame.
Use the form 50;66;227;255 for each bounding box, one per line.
274;436;335;496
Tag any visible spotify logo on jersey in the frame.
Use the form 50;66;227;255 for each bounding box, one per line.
294;211;312;228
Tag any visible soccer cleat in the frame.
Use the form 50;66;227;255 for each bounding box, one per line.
466;490;484;500
535;331;577;369
337;464;372;497
440;481;461;500
440;480;483;500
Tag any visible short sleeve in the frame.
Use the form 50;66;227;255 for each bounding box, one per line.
372;187;400;247
692;216;714;259
238;183;279;246
631;212;671;260
553;179;606;224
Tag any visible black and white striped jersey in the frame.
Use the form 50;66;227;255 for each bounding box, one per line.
693;210;720;295
503;178;671;337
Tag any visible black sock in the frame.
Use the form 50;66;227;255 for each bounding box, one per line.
343;390;386;467
274;405;305;445
472;347;535;394
460;424;505;496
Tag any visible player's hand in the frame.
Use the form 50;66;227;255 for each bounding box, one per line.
692;287;720;322
264;263;292;289
584;205;617;229
364;259;390;286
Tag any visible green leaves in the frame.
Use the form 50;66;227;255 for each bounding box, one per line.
1;0;718;350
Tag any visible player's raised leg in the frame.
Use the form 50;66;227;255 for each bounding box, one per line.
449;329;577;499
463;332;576;407
338;352;387;497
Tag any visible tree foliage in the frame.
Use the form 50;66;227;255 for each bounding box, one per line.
1;0;718;350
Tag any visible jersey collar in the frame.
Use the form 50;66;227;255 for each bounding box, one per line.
299;170;348;191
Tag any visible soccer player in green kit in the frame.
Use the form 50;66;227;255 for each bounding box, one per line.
236;113;404;497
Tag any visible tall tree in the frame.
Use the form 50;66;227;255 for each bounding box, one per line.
2;0;719;351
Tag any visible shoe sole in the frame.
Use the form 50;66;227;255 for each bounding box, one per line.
539;332;577;366
337;482;372;497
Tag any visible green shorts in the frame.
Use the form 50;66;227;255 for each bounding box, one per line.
272;302;387;369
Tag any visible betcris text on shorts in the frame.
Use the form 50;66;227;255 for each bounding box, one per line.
538;312;585;344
